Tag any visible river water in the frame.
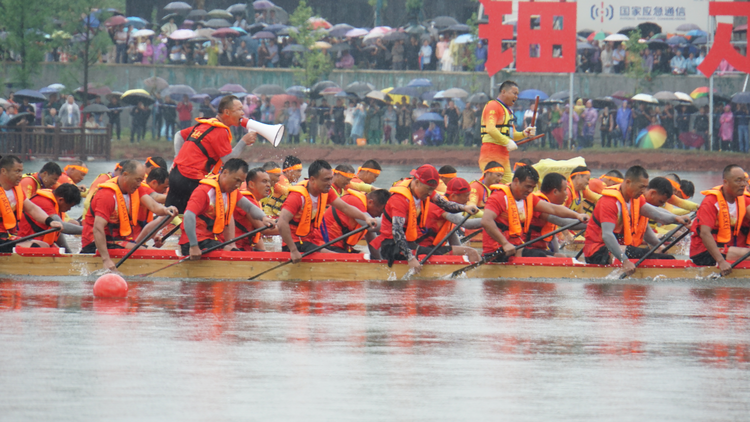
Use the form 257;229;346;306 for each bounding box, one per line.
2;160;748;420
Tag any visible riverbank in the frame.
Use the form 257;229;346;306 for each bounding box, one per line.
112;140;750;173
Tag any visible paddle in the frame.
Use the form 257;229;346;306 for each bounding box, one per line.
661;227;691;254
247;224;370;281
515;133;546;147
531;95;540;127
617;215;694;279
137;225;271;277
447;220;581;279
1;227;60;250
156;224;181;246
459;228;482;244
402;213;472;280
561;228;586;250
115;214;173;268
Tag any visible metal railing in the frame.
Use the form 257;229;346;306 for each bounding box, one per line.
0;125;111;160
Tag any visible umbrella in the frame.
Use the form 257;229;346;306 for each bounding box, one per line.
286;86;307;98
432;90;447;99
430;16;459;28
106;91;123;101
611;90;631;100
207;9;233;20
121;89;155;106
389;86;419;97
308;17;332;30
212;28;239;38
453;33;475;44
39;87;59;96
161;13;181;23
164;1;192;12
618;26;637;35
518;89;548;100
676;23;701;32
690;87;717;100
647;39;669;49
345;28;368;38
735;24;748;33
653;91;679;102
253;0;276;10
577;42;596;51
7;112;35;126
252;31;275;39
650;33;667;41
732;92;750;104
143;77;169;92
604;33;628;42
441;88;469;99
636;125;666;149
445;24;471;33
416;112;445;122
383;31;407;42
126;17;148;29
104;15;128;27
407;78;433;88
674;92;693;103
592;96;617;109
163;85;196;98
187;9;207;20
169;29;196;40
631;93;658;104
264;24;287;33
195;28;215;38
319;87;342;96
467;92;489;104
0;98;10;109
82;104;110;113
679;132;705;149
328;23;354;37
14;89;48;103
345;81;375;94
313;41;332;49
252;84;285;96
133;29;155;38
587;31;608;41
328;43;350;52
405;25;426;35
190;93;210;103
686;29;707;38
548;90;570;102
205;19;231;28
666;36;688;46
227;3;247;14
47;83;65;91
220;84;246;94
365;90;389;103
310;81;339;98
692;36;707;45
282;44;307;53
230;26;247;35
197;87;222;98
637;22;662;37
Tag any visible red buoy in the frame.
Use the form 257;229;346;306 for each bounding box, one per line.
93;273;128;298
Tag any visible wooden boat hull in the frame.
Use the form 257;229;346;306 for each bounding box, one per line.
2;248;749;281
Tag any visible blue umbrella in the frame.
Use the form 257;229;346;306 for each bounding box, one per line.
416;112;445;122
265;24;287;33
518;89;548;100
407;78;433;88
666;36;688;46
39;87;59;96
126;17;148;29
421;90;437;101
230;26;248;35
389;86;419;97
686;29;707;38
14;89;47;102
692;36;707;45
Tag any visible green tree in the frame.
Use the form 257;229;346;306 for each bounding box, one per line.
623;29;651;93
288;0;333;87
0;0;52;87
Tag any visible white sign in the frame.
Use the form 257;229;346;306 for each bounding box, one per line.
576;0;709;34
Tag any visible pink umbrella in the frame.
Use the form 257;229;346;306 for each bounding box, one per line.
212;27;239;38
219;83;247;93
169;29;196;40
679;132;705;149
105;15;128;28
320;87;343;96
345;28;368;38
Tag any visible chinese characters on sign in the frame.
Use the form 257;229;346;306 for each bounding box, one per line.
698;2;750;77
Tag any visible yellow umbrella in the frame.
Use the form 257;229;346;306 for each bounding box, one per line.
382;87;408;104
313;41;332;49
121;89;155;106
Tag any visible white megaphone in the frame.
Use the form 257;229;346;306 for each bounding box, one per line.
244;118;285;147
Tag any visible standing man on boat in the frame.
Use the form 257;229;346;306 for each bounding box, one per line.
277;160;377;262
583;166;691;276
479;80;536;184
371;164;479;272
180;159;274;259
690;165;750;276
167;95;258;213
18;184;83;252
19;162;62;200
233;167;278;252
81;160;178;271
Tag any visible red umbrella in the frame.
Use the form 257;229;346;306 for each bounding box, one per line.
212;27;240;38
679;132;705;149
105;15;128;27
611;90;631;100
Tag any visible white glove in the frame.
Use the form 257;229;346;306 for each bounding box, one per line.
506;140;518;151
524;126;537;137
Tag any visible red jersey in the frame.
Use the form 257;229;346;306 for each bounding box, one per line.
689;195;748;257
321;192;366;250
81;184;152;248
281;187;338;245
372;191;438;249
174;122;233;180
583;195;647;258
17;193;58;242
178;184;235;245
233;191;261;251
482;189;542;254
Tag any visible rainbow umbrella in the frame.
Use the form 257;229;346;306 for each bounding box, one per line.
636;125;667;149
690;86;718;99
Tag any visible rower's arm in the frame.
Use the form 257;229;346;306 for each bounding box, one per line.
481;209;511;249
601;222;626;263
50;214;82;234
277;209;298;254
348;181;374;193
93;215;112;262
332;197;369;222
141;194;172;216
56;233;72;253
220;139;248;162
644;226;660;248
699;224;728;266
667;195;698;212
432;194;468;214
150;192;166;204
392;216;414;261
536;201;587;222
23;199;51;226
641;203;682;225
134;215;168;245
545;214;586;230
183;211;199;247
442;212;483;229
223;218;235;247
173;131;185;156
237;197;268;220
447;231;461;246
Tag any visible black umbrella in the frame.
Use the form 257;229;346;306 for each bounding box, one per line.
227;3;247;14
82;103;110;113
161;13;181;22
638;22;661;37
164;2;192;13
548;90;570;102
467;92;490;104
732;92;750;104
186;9;207;20
445;24;470;33
382;31;407;42
577;42;596;51
282;44;307;53
120;89;155;106
8;112;35;126
345;81;375;94
163;84;197;98
389;86;419;97
618;26;637;36
13;89;46;103
592;96;616;109
430;16;459;28
328;23;353;38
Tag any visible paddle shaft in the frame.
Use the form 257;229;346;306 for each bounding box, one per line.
531;96;540;127
730;249;750;270
661;227;691;254
138;225;271;277
459;229;482;244
2;227;60;249
448;220;581;279
562;228;586;250
619;216;694;279
158;224;181;246
419;214;471;265
247;225;370;281
115;214;173;268
515;134;546;146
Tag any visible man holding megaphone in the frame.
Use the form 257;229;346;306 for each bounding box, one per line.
167;95;284;213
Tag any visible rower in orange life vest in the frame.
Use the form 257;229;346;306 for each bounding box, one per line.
565;166;601;214
167;95;259;213
371;164;479;273
321;188;390;255
277;159;377;263
481;166;588;261
690;165;750;277
81;160;178;272
18;183;83;252
347;159;382;194
584;166;690;276
417;177;482;262
435;165;457;195
233;167;280;252
19;161;62;200
0;155;68;252
54;161;89;193
84;162;124;216
180;159;275;259
662;173;698;214
262;156;302;216
331;164;356;197
479;80;536;184
131;167;170;242
468;161;505;215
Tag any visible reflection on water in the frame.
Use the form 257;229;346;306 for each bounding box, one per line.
1;278;749;420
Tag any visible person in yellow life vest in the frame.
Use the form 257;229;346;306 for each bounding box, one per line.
167;95;258;214
371;165;480;273
435;165;457;195
482;167;588;261
180;159;275;260
144;156;167;176
262;156;302;216
18;184;83;252
259;161;281;215
690;165;750;276
565;166;601;214
81;160;178;272
331;164;356;197
19;161;62;200
468;161;505;213
0;155;66;252
584;166;691;277
348;159;382;193
479;80;536;184
83;162;124;218
233;167;280;252
663;173;698;213
278;159;377;264
321;188;390;255
54;161;89;193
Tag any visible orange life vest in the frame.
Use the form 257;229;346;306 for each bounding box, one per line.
199;176;238;234
237;190;262;245
139;182;155;225
702;186;746;244
192;118;233;175
0;185;24;231
432;218;454;246
288;181;327;237
343;189;368;246
490;184;525;238
97;177;140;238
600;185;649;247
389;185;430;242
31;189;61;245
530;191;556;242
